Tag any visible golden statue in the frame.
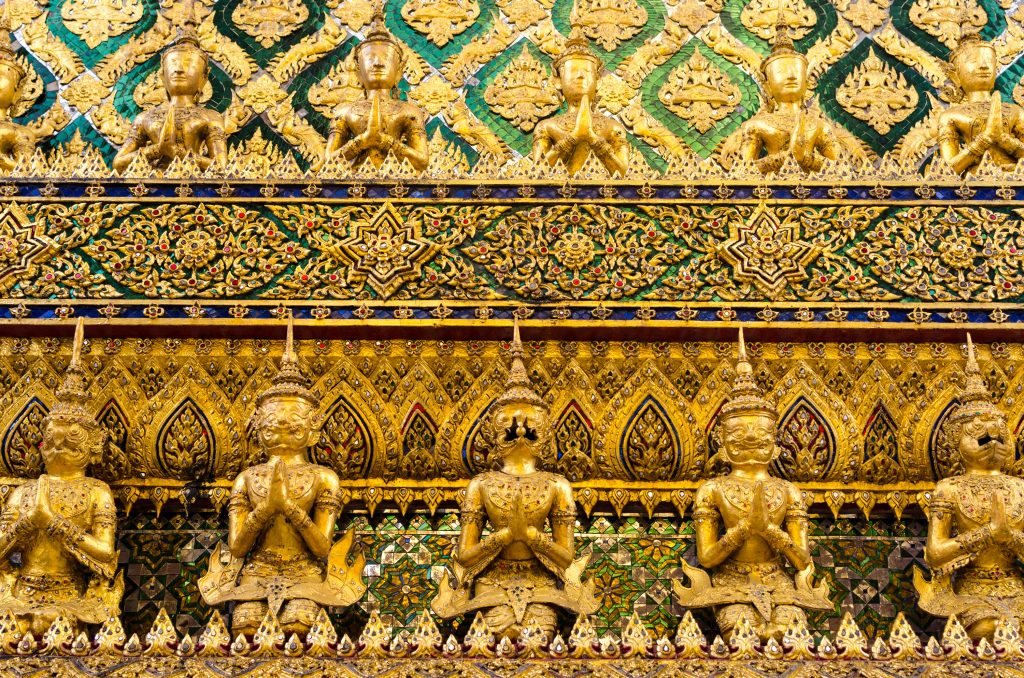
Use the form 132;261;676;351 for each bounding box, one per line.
320;9;429;172
0;319;122;636
112;3;227;173
674;328;830;642
938;29;1024;174
0;3;33;172
914;334;1024;641
198;317;365;636
431;320;599;640
733;21;841;174
531;23;628;176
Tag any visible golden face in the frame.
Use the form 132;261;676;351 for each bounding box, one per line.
764;54;808;104
41;419;94;471
721;414;777;467
0;63;22;111
954;44;997;94
491;402;549;459
357;42;403;90
558;57;599;104
958;411;1012;470
161;48;208;98
256;396;317;453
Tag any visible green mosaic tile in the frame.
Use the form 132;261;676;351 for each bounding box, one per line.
213;0;327;68
550;0;667;70
464;40;562;157
720;0;837;57
890;0;1007;60
639;38;760;159
47;0;159;69
384;0;495;70
287;40;357;138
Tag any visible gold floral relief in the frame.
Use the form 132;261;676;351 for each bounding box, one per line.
230;0;310;48
909;0;987;49
658;49;740;134
484;44;561;132
836;48;918;135
740;0;816;42
59;0;145;48
571;0;648;51
400;0;480;47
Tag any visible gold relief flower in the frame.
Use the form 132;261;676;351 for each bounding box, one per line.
61;75;110;113
553;230;596;271
175;230;217;269
937;235;976;270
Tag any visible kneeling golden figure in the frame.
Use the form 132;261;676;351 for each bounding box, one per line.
199;318;365;636
915;334;1024;640
0;319;122;636
112;4;227;173
432;320;599;640
675;328;830;642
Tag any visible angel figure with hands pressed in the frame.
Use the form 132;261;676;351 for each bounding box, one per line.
915;334;1024;640
675;328;831;642
726;18;843;174
531;21;628;176
937;29;1024;174
320;7;429;172
112;1;227;173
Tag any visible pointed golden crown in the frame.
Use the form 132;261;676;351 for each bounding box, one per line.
719;328;777;423
553;19;602;73
948;15;990;65
0;3;25;81
359;4;403;58
761;9;806;76
46;318;99;428
255;314;318;408
492;318;547;412
949;333;1004;427
164;0;207;65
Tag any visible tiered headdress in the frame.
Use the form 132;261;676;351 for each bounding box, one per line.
358;5;403;61
492;318;547;413
761;12;806;76
719;327;777;423
553;20;602;73
948;333;1005;428
255;314;318;409
45;318;100;431
163;0;208;67
948;10;989;65
0;3;25;82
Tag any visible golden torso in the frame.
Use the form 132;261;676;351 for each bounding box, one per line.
704;474;794;563
16;476;105;578
536;111;625;169
134;103;222;165
942;473;1024;571
241;460;325;557
337;97;423;166
942;101;1024;166
745;111;830;156
475;470;562;562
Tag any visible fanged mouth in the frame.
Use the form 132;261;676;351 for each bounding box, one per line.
978;433;1004;446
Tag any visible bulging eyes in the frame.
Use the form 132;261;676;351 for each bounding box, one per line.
503;417;538;442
